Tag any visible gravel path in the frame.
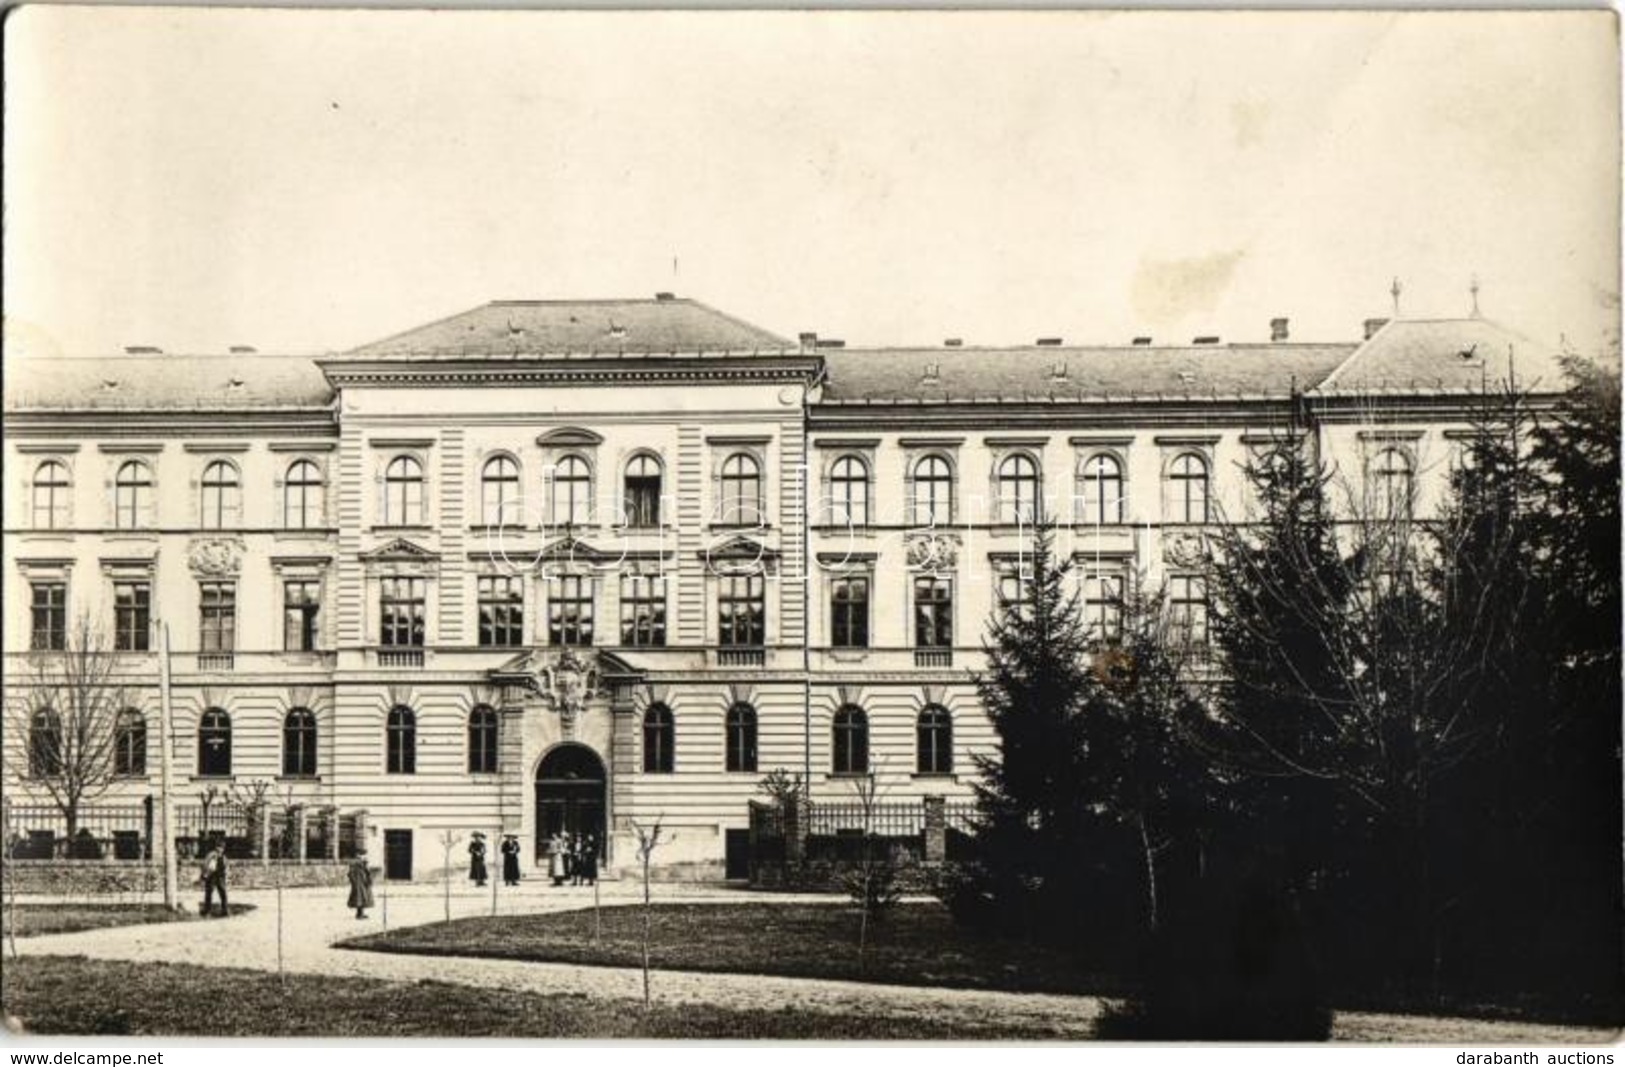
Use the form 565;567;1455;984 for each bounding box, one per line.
11;883;1616;1043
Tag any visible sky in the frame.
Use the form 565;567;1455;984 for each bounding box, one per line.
4;8;1619;359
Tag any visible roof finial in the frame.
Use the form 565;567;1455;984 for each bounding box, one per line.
1469;274;1481;318
1390;276;1403;317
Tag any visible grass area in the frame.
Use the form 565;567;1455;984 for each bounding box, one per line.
345;901;1122;996
4;903;253;938
0;955;1067;1038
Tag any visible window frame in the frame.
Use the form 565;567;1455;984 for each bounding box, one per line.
619;573;667;647
642;704;675;774
913;574;953;648
831;705;869;776
1371;447;1415;521
830;574;870;649
29;708;63;778
383;455;426;527
996;452;1042;525
725;702;758;773
547;573;595;647
198;580;237;653
477;574;525;648
114;460;153;529
467;705;499;775
479;454;523;527
717;573;766;647
548;454;593;528
114;709;148;778
30;580;67;652
717;452;763;527
827;454;871;527
910;453;955;527
1167;573;1210;647
379;576;426;648
197;707;232;778
283;459;325;530
1078;452;1125;526
1168;452;1211;525
114;580;151;652
32;460;71;530
283;579;321;652
198;459;241;530
623;454;663;528
282;708;318;778
386;705;417;775
916;705;954;775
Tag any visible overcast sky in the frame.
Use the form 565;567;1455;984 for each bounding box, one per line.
4;9;1618;358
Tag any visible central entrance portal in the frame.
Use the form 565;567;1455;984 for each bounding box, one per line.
535;743;606;862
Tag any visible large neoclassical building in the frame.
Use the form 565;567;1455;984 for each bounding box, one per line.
2;295;1560;877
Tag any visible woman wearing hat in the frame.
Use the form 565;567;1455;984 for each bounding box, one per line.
548;832;568;886
501;834;521;887
347;849;375;919
468;831;489;887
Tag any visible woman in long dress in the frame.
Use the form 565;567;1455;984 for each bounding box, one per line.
468;832;489;887
548;832;568;886
347;851;375;919
501;834;521;886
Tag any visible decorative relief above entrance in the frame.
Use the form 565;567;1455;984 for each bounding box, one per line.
489;648;640;740
906;533;959;571
187;537;245;576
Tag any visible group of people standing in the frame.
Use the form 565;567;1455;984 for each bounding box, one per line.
547;832;599;886
467;831;525;887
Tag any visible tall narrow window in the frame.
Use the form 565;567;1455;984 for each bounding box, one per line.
718;574;765;647
643;705;674;773
197;708;232;777
997;571;1034;621
1169;453;1210;524
913;576;953;648
199;582;236;653
477;575;524;647
1079;453;1124;525
30;581;67;652
549;455;592;527
114;581;151;651
283;460;325;529
467;706;499;774
32;460;70;530
619;574;667;647
548;575;594;646
386;706;416;774
911;454;954;526
283;580;320;652
1168;575;1210;646
282;708;317;778
917;705;953;774
1083;569;1126;640
725;703;758;773
199;460;240;529
623;455;662;528
997;454;1041;524
379;577;425;647
114;710;147;777
1372;448;1414;520
29;709;63;777
114;460;152;529
480;455;521;526
828;455;870;527
832;706;869;775
830;575;870;648
718;453;762;526
383;456;425;526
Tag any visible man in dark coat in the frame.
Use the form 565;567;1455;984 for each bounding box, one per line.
347;850;376;919
199;841;229;917
500;834;521;886
468;832;488;887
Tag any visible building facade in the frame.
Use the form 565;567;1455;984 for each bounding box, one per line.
3;296;1560;877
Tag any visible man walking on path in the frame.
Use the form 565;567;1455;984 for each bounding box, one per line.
199;841;229;917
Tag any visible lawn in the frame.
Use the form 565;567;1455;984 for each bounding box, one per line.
345;900;1122;996
0;955;1067;1038
4;903;253;938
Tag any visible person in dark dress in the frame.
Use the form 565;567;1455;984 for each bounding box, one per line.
580;834;598;886
468;832;488;887
347;850;376;919
564;833;578;885
500;834;521;886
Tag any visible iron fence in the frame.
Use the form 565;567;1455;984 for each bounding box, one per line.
4;802;150;860
175;802;253;860
805;801;927;838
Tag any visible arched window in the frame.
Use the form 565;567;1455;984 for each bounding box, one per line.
623;454;663;528
642;705;674;774
281;708;317;778
386;706;416;775
28;709;62;778
917;705;954;775
1168;452;1210;524
828;455;870;527
1078;453;1124;525
199;460;240;529
383;456;425;526
725;703;758;773
197;708;232;778
468;705;499;774
549;454;592;527
114;460;153;529
832;706;869;775
718;453;762;526
283;460;324;529
114;709;147;777
996;454;1041;524
911;454;953;526
32;460;70;530
1372;448;1414;520
480;455;521;526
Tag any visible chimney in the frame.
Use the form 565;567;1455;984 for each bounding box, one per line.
943;338;963;348
654;291;675;301
1036;337;1062;347
1193;336;1220;345
229;345;257;354
1364;317;1390;340
798;331;818;353
1131;336;1153;346
123;345;163;354
1270;317;1290;342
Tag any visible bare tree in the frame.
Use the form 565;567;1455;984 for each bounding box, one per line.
627;816;672;1010
438;829;463;923
841;764;901;973
6;616;132;841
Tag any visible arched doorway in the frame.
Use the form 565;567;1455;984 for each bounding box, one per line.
535;743;606;862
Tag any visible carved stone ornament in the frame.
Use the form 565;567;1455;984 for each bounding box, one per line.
187;537;245;576
1163;531;1208;569
541;648;600;733
906;533;959;571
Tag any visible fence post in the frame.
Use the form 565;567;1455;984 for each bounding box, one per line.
923;795;946;863
143;796;155;862
784;794;804;864
324;807;341;862
291;805;308;866
249;801;270;865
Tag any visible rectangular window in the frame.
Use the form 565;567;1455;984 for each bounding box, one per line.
29;581;67;652
283;580;321;652
477;575;524;648
1168;575;1209;646
718;574;765;647
198;582;236;653
830;576;870;648
379;577;426;648
997;571;1034;621
114;581;151;652
913;576;953;648
1083;570;1126;640
619;575;667;647
548;575;594;647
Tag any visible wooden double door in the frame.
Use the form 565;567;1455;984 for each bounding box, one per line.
535;743;606;860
